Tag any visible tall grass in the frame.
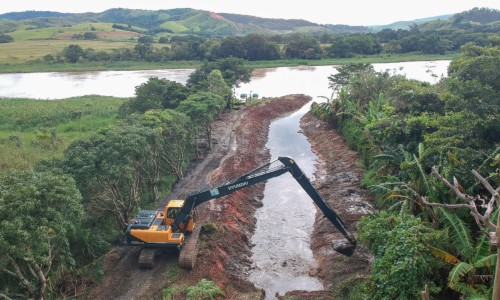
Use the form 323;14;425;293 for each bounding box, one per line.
0;53;458;73
0;96;126;173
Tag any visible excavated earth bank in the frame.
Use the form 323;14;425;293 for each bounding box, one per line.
85;95;373;300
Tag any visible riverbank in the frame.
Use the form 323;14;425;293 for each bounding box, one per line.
0;53;458;73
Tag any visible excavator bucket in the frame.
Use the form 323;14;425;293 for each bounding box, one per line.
332;240;356;257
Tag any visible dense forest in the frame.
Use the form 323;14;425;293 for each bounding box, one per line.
312;43;499;298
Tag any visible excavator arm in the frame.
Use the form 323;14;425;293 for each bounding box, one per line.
174;156;356;256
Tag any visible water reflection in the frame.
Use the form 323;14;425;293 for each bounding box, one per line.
0;69;193;99
0;61;449;99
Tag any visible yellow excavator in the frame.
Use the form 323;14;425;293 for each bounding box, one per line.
126;156;357;269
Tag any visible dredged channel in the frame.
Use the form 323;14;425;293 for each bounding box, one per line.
248;102;322;299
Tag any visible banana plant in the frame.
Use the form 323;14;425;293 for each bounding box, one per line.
430;208;496;299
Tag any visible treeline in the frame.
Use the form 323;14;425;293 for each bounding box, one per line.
0;58;252;299
312;44;499;298
39;8;500;64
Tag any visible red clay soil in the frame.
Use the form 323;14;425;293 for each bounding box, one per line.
84;94;374;300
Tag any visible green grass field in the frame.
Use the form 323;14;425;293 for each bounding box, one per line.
0;20;151;63
8;22;142;41
0;96;126;173
0;39;136;64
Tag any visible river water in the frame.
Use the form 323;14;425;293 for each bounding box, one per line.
0;60;450;298
248;102;322;299
0;60;449;99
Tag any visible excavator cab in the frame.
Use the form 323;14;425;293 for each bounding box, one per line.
164;200;196;232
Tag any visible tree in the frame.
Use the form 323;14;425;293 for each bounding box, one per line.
0;171;83;300
343;34;381;55
177;92;225;151
83;32;98;40
420;166;500;299
243;34;267;60
134;42;153;61
242;34;281;61
120;77;190;114
420;34;448;54
328;38;352;58
206;70;233;109
0;34;14;43
446;44;500;115
399;35;422;53
284;35;321;59
62;44;84;63
187;57;252;92
140;109;193;179
138;35;154;44
62;124;162;230
216;36;246;59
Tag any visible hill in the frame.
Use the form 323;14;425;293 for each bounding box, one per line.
0;8;369;37
370;14;453;31
2;7;500;37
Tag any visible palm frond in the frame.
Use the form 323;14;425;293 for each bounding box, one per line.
474;254;497;269
465;295;489;300
413;154;432;195
473;235;492;262
448;262;474;290
418;143;425;160
428;245;460;264
438;207;474;259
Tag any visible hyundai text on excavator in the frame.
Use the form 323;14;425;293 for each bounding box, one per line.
125;156;357;269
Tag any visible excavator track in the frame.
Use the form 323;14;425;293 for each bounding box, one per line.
138;248;159;269
178;224;202;269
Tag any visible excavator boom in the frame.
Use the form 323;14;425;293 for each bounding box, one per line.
174;156;356;255
127;156;357;270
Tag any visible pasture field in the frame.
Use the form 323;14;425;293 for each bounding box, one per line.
0;96;126;173
7;22;142;41
0;39;136;63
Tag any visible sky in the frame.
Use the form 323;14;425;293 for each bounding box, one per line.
1;0;499;26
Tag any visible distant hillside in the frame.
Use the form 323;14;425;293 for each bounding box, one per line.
370;14;453;31
370;7;500;31
0;7;498;38
0;8;369;37
0;10;72;21
218;13;317;30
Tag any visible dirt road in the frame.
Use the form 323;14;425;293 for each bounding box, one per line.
84;95;373;299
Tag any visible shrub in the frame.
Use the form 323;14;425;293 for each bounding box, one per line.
358;212;446;299
186;279;223;300
0;34;14;43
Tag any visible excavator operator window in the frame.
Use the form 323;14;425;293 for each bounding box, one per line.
167;208;180;219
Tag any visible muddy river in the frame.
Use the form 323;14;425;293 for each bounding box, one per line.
0;60;450;298
249;102;323;299
0;60;449;99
